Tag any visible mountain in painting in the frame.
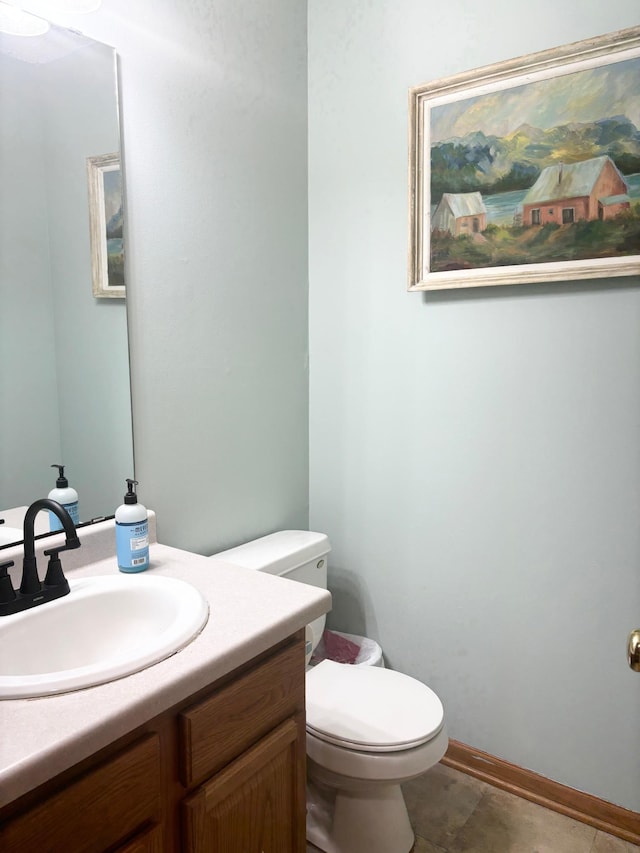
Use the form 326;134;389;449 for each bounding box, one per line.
431;115;640;202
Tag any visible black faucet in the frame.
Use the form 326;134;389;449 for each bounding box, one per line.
0;498;81;617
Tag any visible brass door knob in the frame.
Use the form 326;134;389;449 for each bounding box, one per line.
627;630;640;672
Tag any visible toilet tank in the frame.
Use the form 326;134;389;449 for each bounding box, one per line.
213;530;330;586
212;530;331;660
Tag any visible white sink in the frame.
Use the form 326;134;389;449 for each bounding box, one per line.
0;526;23;546
0;574;209;699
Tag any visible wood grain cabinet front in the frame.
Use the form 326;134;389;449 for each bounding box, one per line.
182;718;305;853
179;637;304;787
113;823;165;852
0;631;307;852
0;734;161;853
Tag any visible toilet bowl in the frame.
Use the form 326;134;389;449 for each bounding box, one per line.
212;531;448;853
305;659;447;853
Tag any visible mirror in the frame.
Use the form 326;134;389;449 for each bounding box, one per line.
0;17;134;545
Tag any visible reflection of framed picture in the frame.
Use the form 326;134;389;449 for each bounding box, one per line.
408;26;640;291
87;152;125;298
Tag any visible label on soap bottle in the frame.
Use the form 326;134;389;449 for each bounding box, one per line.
116;519;150;572
49;501;79;532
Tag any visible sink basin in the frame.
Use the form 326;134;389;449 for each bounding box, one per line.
0;526;23;546
0;574;209;699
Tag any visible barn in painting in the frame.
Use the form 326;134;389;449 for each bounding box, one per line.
431;191;487;236
521;155;630;227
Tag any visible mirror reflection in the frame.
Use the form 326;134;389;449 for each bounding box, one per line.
0;18;134;545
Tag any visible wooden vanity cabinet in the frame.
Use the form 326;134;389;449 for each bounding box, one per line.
0;631;307;853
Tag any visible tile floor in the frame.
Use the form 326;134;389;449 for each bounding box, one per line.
306;763;640;853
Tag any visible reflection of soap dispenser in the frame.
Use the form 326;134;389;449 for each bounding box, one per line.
48;465;80;531
115;479;149;573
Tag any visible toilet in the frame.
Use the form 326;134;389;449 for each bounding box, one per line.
213;530;448;853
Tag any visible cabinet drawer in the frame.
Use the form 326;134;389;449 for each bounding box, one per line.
179;637;304;787
0;733;161;853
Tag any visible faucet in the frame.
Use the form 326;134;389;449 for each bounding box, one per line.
0;498;81;617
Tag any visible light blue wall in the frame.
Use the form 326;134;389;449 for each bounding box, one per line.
308;1;640;811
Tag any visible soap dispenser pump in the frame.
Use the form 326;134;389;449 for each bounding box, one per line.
48;465;80;531
115;479;149;573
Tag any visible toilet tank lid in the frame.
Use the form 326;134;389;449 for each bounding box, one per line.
212;530;331;576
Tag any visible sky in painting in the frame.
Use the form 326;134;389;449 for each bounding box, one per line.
430;55;640;143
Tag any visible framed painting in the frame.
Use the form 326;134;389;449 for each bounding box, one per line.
87;152;125;298
408;26;640;291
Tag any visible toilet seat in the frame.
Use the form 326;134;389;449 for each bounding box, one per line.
306;660;444;753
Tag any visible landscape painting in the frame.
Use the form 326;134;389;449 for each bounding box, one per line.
408;26;640;290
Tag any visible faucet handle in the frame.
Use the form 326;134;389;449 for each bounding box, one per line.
0;561;16;605
44;540;80;557
43;545;73;590
60;533;81;551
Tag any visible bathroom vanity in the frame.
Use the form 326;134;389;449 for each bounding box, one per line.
0;520;331;851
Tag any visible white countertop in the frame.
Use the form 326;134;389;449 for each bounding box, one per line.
0;519;331;808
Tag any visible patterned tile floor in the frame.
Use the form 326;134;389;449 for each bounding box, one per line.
307;763;639;853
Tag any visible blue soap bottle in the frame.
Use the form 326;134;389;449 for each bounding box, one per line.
48;465;80;531
115;479;149;572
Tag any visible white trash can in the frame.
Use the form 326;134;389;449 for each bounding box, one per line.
311;628;384;668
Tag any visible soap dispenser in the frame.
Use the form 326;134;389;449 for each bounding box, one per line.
48;465;80;531
115;479;149;572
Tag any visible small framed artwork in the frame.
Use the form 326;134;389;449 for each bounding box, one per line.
87;152;125;298
408;26;640;291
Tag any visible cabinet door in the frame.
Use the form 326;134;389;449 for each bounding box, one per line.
182;718;305;853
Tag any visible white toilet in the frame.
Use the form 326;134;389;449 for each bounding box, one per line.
213;530;448;853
